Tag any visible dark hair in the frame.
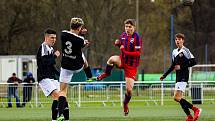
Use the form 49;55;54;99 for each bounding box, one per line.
124;19;136;26
12;73;16;76
175;33;185;40
44;28;56;35
70;17;84;30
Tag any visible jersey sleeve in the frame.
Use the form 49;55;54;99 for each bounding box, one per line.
183;48;195;59
135;34;142;52
181;48;197;69
120;48;140;56
163;59;175;78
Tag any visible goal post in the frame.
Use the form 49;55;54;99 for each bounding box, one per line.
188;64;215;104
189;64;215;82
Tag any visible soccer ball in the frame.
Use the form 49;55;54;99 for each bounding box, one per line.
182;0;195;6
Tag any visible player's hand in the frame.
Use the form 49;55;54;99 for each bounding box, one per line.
115;39;120;44
160;76;165;81
120;45;124;49
54;50;60;57
114;39;120;47
84;39;90;46
174;65;181;70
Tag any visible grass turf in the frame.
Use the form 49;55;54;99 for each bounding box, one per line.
0;104;214;121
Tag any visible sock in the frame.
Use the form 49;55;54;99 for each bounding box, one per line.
63;102;69;120
105;64;114;75
124;93;131;104
58;96;66;117
181;98;193;109
52;100;58;120
179;98;191;116
84;66;92;78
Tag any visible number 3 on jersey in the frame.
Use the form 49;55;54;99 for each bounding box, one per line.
64;41;72;54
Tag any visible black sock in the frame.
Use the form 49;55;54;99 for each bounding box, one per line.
84;66;92;78
52;100;58;120
124;93;131;104
179;98;191;116
181;98;193;109
58;96;66;117
63;101;69;120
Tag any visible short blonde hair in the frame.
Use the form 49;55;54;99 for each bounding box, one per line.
70;17;84;30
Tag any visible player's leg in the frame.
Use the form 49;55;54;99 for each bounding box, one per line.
58;85;69;121
174;88;201;120
123;77;134;116
83;54;93;79
174;82;196;121
84;62;92;79
39;79;60;121
176;82;202;120
51;80;69;121
58;82;68;118
123;66;137;116
50;90;59;121
58;68;82;120
97;55;121;80
178;96;202;121
63;101;69;121
174;90;193;120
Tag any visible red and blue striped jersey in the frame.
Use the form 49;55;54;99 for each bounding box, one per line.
119;32;142;68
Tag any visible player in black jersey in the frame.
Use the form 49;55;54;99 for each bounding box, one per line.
57;17;92;121
160;33;202;121
36;28;61;121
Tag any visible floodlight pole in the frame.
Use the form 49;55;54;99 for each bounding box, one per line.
136;0;139;33
170;15;174;81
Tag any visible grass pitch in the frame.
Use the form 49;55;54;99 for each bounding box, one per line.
0;103;214;121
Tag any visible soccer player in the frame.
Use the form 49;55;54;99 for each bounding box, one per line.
57;17;92;120
36;28;63;121
97;19;142;116
160;33;202;121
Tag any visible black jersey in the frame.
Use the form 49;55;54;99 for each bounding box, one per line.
36;42;60;82
61;30;85;70
163;46;196;83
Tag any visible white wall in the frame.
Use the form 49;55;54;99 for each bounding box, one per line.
0;56;36;82
0;58;17;82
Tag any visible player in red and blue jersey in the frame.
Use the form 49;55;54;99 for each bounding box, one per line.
97;19;142;116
